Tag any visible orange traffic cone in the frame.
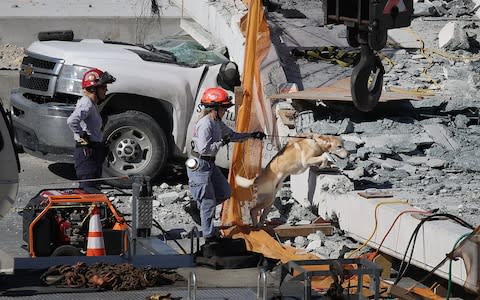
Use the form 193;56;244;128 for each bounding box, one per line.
86;205;106;256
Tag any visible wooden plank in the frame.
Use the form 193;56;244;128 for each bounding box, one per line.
358;191;393;199
269;77;426;102
387;285;420;300
274;223;333;237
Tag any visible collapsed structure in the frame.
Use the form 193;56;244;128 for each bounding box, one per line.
173;0;480;297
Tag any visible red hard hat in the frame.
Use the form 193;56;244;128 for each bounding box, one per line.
200;87;233;107
82;68;116;89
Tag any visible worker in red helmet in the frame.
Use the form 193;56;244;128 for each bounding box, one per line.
185;87;265;243
67;68;116;193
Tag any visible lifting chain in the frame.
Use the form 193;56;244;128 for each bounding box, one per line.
40;262;184;291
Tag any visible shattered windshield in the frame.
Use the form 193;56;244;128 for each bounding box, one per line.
146;36;229;67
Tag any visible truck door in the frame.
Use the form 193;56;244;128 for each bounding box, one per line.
0;103;19;219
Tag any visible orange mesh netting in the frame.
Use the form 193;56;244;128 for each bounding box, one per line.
220;0;274;226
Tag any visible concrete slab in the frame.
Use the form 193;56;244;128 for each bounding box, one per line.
0;17;183;48
180;18;220;50
170;0;247;72
423;123;461;150
388;28;424;49
290;168;477;291
0;0;180;17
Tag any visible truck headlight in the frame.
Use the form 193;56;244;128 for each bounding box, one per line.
57;65;91;95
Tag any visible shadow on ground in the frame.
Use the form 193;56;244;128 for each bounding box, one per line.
47;162;77;180
47;161;189;188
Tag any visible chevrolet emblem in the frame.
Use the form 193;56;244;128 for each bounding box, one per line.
23;64;34;77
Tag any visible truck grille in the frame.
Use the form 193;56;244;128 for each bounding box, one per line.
19;52;64;97
22;55;57;70
20;74;49;91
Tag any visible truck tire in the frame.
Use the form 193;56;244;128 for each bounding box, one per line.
103;111;168;188
51;245;83;256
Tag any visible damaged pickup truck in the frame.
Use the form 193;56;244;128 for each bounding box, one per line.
10;31;240;186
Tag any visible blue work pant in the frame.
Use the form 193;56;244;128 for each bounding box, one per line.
186;158;231;238
74;142;105;193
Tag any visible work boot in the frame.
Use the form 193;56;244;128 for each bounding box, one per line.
183;201;201;225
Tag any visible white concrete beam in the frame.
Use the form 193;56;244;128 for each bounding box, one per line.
171;0;247;72
291;169;477;292
180;18;219;50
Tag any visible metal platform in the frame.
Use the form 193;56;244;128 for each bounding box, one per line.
14;253;194;270
0;287;258;300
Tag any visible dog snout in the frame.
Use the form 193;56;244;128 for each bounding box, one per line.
334;147;349;159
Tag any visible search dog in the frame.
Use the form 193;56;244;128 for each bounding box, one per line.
235;134;348;227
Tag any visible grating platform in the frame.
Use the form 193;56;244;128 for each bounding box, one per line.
0;287;257;300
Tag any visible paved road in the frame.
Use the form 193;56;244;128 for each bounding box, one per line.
0;153;79;258
0;151;188;260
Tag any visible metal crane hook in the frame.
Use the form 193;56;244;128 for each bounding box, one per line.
351;45;385;112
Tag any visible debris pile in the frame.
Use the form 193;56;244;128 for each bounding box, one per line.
261;0;480;229
0;44;23;70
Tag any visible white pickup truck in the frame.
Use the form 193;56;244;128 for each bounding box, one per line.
10;32;240;186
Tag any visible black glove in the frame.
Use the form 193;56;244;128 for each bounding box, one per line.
78;132;90;146
251;131;266;139
221;135;231;145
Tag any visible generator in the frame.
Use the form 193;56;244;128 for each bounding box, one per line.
21;189;128;257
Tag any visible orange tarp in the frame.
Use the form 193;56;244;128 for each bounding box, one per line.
223;226;395;295
224;227;441;298
221;0;273;226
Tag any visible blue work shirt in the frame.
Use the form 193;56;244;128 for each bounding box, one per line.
67;96;103;143
192;114;250;156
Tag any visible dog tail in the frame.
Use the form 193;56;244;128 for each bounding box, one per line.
235;175;255;188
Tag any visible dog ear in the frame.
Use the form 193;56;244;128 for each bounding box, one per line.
314;135;330;145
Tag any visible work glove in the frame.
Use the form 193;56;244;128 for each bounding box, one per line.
78;132;91;146
221;135;231;145
250;131;266;140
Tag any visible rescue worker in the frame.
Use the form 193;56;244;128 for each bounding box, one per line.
67;68;116;193
186;87;265;243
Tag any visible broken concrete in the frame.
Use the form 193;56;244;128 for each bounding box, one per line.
438;21;470;51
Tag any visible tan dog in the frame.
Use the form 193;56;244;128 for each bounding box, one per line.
235;134;348;227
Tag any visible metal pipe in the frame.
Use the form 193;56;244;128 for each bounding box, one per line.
187;271;197;300
256;268;267;300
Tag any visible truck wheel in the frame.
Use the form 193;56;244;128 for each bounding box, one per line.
103;111;168;188
51;245;83;256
